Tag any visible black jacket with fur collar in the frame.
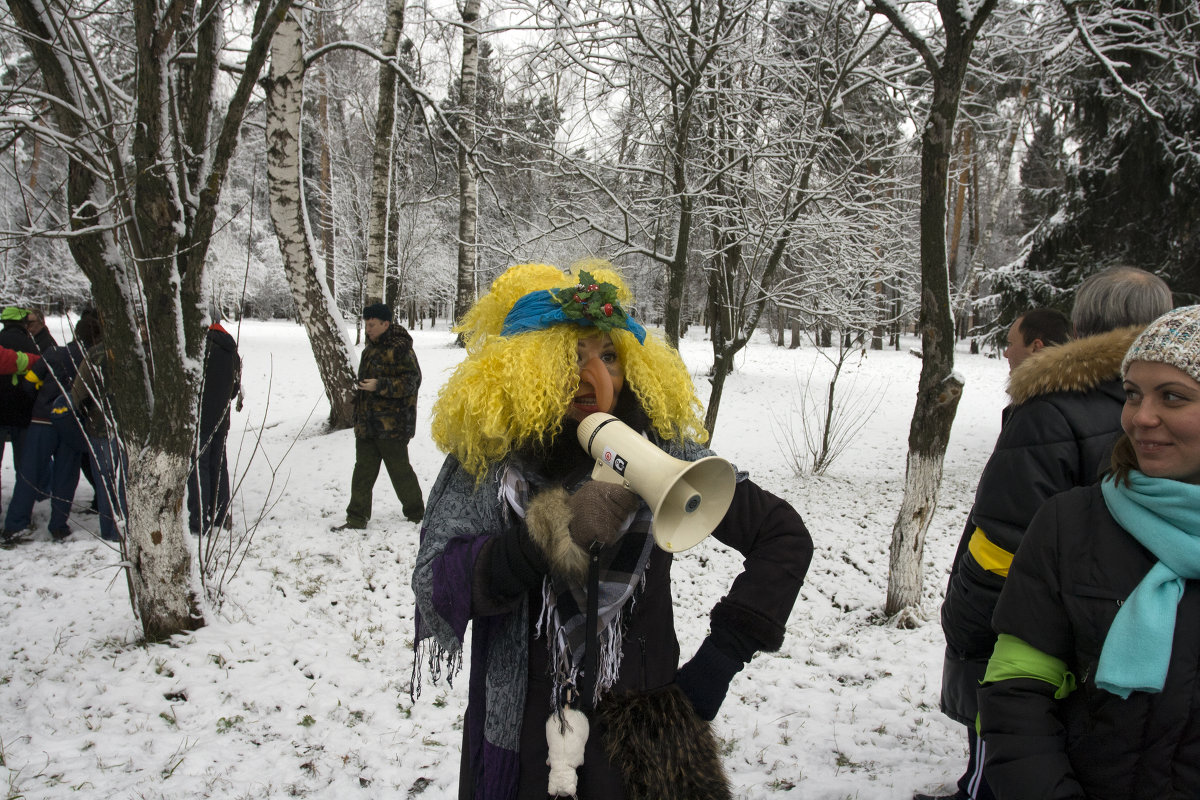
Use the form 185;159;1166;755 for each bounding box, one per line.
938;325;1142;726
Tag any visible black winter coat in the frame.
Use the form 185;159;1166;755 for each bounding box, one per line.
978;484;1200;800
463;440;813;800
71;344;113;439
32;326;56;353
939;326;1141;725
0;321;39;427
199;325;241;440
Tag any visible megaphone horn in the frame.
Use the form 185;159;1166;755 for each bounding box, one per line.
576;413;736;553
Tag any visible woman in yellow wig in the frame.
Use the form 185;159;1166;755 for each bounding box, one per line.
412;261;812;800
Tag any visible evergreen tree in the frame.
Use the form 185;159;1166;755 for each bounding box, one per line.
1016;0;1200;300
1017;110;1065;232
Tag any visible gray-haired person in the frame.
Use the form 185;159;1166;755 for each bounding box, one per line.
923;266;1173;800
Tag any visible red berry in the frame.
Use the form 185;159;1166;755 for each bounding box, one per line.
574;294;583;303
603;303;613;316
588;284;599;292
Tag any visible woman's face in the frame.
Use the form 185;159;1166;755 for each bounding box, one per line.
568;333;625;422
1122;360;1200;484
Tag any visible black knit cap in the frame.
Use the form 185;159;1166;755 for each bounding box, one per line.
362;303;393;322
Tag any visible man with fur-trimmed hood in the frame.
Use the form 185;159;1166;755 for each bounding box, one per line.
926;266;1173;800
411;262;812;800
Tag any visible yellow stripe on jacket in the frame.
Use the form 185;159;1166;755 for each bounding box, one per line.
968;527;1013;577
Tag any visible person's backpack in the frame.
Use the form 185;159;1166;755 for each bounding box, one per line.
49;393;88;452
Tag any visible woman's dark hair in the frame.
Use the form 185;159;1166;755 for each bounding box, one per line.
1109;433;1138;487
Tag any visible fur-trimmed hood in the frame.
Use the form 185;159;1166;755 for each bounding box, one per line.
1007;325;1144;406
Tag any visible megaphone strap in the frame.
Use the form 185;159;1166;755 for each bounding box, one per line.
536;502;655;712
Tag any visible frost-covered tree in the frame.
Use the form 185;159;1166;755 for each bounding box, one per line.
2;0;290;638
266;10;358;429
871;0;1000;619
1014;0;1200;299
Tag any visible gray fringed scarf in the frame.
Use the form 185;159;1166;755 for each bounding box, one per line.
502;465;655;710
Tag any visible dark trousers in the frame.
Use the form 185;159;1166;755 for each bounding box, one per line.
345;437;423;525
88;436;126;542
0;424;28;507
4;421;81;532
188;424;231;533
958;726;996;800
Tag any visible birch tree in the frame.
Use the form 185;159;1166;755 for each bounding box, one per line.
453;0;482;327
2;0;289;638
873;0;1000;619
265;11;358;429
364;0;409;306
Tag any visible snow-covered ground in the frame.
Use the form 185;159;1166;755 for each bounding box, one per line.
0;317;1011;799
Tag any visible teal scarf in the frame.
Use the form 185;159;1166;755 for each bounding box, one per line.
1098;471;1200;698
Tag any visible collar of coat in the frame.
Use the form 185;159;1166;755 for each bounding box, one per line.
1006;324;1144;406
368;324;411;349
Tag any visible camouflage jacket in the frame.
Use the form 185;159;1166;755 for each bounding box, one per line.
354;324;421;440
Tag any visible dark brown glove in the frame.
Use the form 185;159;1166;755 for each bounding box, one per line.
566;481;641;549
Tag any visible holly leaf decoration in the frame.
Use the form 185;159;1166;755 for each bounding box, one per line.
552;271;630;332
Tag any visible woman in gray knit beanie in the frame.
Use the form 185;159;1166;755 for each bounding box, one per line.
1114;304;1200;484
977;303;1200;800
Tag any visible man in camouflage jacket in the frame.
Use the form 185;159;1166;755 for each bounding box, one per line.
334;303;424;530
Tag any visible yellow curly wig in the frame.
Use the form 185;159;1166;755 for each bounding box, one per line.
432;261;709;478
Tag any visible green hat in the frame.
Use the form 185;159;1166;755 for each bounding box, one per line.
1;307;30;322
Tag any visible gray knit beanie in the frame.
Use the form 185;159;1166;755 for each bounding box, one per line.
1121;305;1200;384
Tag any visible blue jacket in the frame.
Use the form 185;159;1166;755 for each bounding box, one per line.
25;340;88;421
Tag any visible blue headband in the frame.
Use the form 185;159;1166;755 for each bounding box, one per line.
500;277;648;344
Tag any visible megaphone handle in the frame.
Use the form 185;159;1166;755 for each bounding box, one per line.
590;459;627;486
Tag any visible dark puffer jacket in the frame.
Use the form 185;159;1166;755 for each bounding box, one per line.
939;326;1141;725
354;324;421;441
71;344;114;439
978;484;1200;800
0;321;39;427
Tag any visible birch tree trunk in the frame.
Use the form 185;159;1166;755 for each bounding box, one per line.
315;11;337;298
453;0;481;329
266;11;358;429
364;0;407;306
874;0;999;620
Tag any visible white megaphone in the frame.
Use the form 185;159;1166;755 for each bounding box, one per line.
576;413;736;553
